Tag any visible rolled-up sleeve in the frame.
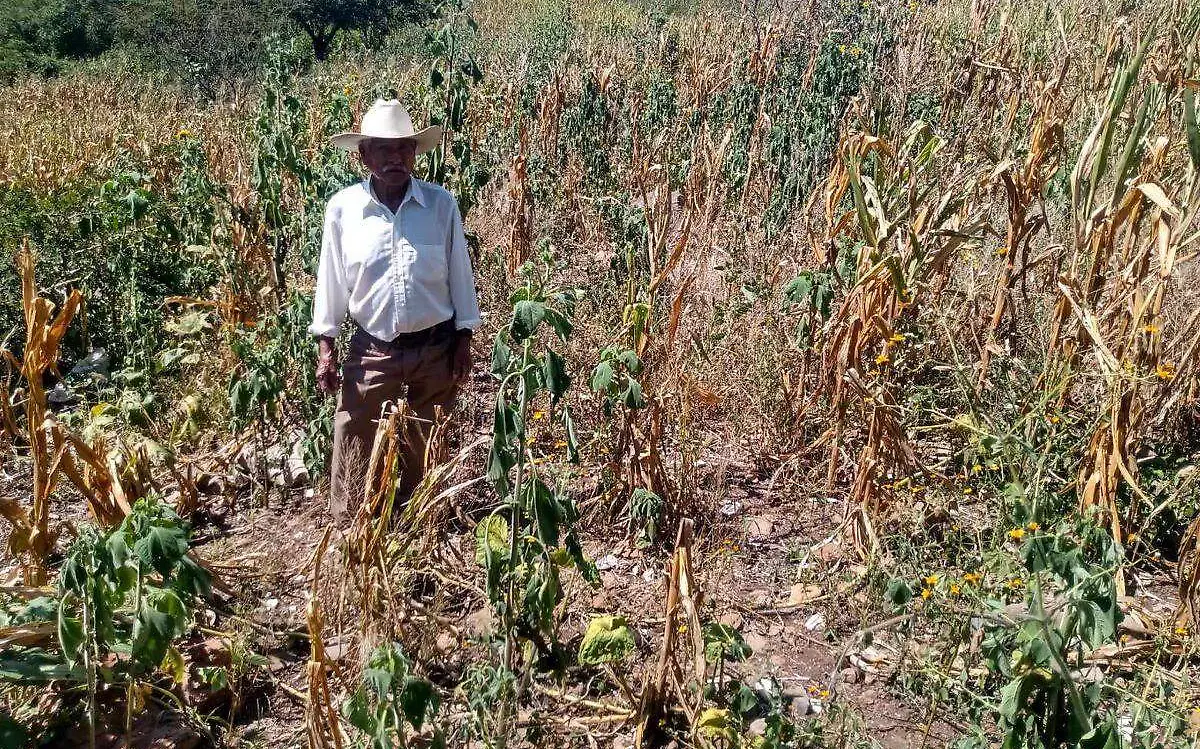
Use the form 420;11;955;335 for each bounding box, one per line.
447;202;482;331
309;203;348;338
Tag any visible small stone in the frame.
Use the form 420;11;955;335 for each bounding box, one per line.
263;598;279;610
804;613;825;631
749;589;772;607
591;591;612;611
596;554;621;571
746;632;770;653
840;666;860;684
791;695;811;716
814;541;844;562
462;608;492;638
325;642;346;662
720;500;742;516
745;516;773;538
788;583;822;606
717;612;744;630
748;718;768;736
436;632;457;654
769;653;787;668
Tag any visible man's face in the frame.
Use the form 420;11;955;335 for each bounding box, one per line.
359;138;418;187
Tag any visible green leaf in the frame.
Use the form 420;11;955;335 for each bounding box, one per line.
362;666;392;698
491;333;511;375
106;530;130;568
522;558;559;631
702;622;752;662
565;530;598;584
173;556;212;599
617;349;641;374
730;681;758;716
510;300;546;341
543;308;573;342
589;362;615;393
623;379;646;409
578;615;636;665
528;480;560;548
998;675;1031;721
196;665;229;692
400;676;440;729
784;272;814;305
474;515;510;568
57;598;85;665
131;588;188;669
344;687;375;735
543;349;570;403
0;650;79;683
134;524;189;579
884;578;913;609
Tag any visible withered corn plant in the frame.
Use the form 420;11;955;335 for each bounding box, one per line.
812;124;988;553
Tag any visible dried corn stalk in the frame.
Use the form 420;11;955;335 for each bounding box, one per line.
3;243;82;584
306;527;344;749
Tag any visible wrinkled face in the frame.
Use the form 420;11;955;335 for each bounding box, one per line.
359;138;418;187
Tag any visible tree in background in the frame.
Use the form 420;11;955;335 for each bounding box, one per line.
288;0;432;60
0;0;114;79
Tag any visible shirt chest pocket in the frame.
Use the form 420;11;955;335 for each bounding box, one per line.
343;220;393;270
405;241;449;288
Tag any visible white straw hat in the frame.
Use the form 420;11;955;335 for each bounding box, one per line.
330;99;443;153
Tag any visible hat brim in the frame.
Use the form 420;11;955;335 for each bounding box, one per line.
330;125;443;154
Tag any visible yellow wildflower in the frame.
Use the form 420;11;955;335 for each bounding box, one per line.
971;464;982;473
921;588;932;600
1008;528;1025;541
176;128;191;138
949;583;961;596
963;572;981;585
1143;324;1159;334
1026;521;1040;531
962;487;973;494
923;574;940;586
1175;625;1189;636
532;410;547;420
875;353;890;365
1007;578;1023;590
889;333;905;343
1156;363;1176;380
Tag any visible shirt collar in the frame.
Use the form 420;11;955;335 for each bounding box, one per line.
363;176;427;216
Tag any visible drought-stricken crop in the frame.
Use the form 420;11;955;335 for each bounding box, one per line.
3;0;1200;747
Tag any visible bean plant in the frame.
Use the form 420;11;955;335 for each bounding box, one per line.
475;247;597;739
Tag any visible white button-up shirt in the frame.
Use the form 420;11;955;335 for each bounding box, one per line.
308;177;482;340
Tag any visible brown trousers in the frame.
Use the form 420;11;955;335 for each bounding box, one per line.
329;325;458;523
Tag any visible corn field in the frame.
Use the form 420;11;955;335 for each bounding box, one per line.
2;0;1200;746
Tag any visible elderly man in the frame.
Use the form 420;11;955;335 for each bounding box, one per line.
310;99;481;522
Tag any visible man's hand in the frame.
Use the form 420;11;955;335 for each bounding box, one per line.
451;333;472;383
316;337;341;396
